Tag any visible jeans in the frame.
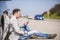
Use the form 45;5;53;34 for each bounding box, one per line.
28;31;49;38
19;25;49;40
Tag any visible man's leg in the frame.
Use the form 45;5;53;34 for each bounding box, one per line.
19;34;29;40
27;31;48;38
28;31;57;39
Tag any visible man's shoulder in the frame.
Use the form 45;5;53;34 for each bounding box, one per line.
10;16;16;23
10;16;16;20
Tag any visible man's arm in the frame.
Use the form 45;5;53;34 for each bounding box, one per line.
10;18;24;34
24;20;29;25
12;22;24;34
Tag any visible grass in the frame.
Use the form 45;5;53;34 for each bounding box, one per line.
44;13;60;19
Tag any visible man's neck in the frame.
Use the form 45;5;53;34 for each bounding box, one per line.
13;15;17;18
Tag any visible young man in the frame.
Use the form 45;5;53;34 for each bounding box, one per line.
1;10;9;40
9;9;25;40
1;10;8;32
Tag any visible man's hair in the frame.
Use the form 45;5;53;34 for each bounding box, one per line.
13;9;21;15
3;10;8;15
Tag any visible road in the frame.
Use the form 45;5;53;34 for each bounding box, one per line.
0;19;60;40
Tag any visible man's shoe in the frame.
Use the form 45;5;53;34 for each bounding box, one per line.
47;33;57;39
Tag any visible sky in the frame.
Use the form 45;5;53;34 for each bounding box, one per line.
1;0;60;16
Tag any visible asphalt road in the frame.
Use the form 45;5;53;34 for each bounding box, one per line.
0;19;60;40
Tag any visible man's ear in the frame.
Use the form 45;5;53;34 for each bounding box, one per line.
15;12;17;15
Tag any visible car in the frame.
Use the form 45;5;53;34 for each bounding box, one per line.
28;16;33;19
34;15;44;20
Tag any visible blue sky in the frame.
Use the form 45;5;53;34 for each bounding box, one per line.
5;0;60;16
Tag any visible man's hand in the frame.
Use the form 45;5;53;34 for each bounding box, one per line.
24;21;29;25
24;31;28;34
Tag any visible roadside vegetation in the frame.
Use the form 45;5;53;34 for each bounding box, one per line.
42;4;60;19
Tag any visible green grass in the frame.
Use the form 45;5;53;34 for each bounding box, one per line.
44;13;48;19
50;14;60;19
44;13;60;19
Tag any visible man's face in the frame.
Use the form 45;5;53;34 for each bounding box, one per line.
16;11;21;18
3;13;7;17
